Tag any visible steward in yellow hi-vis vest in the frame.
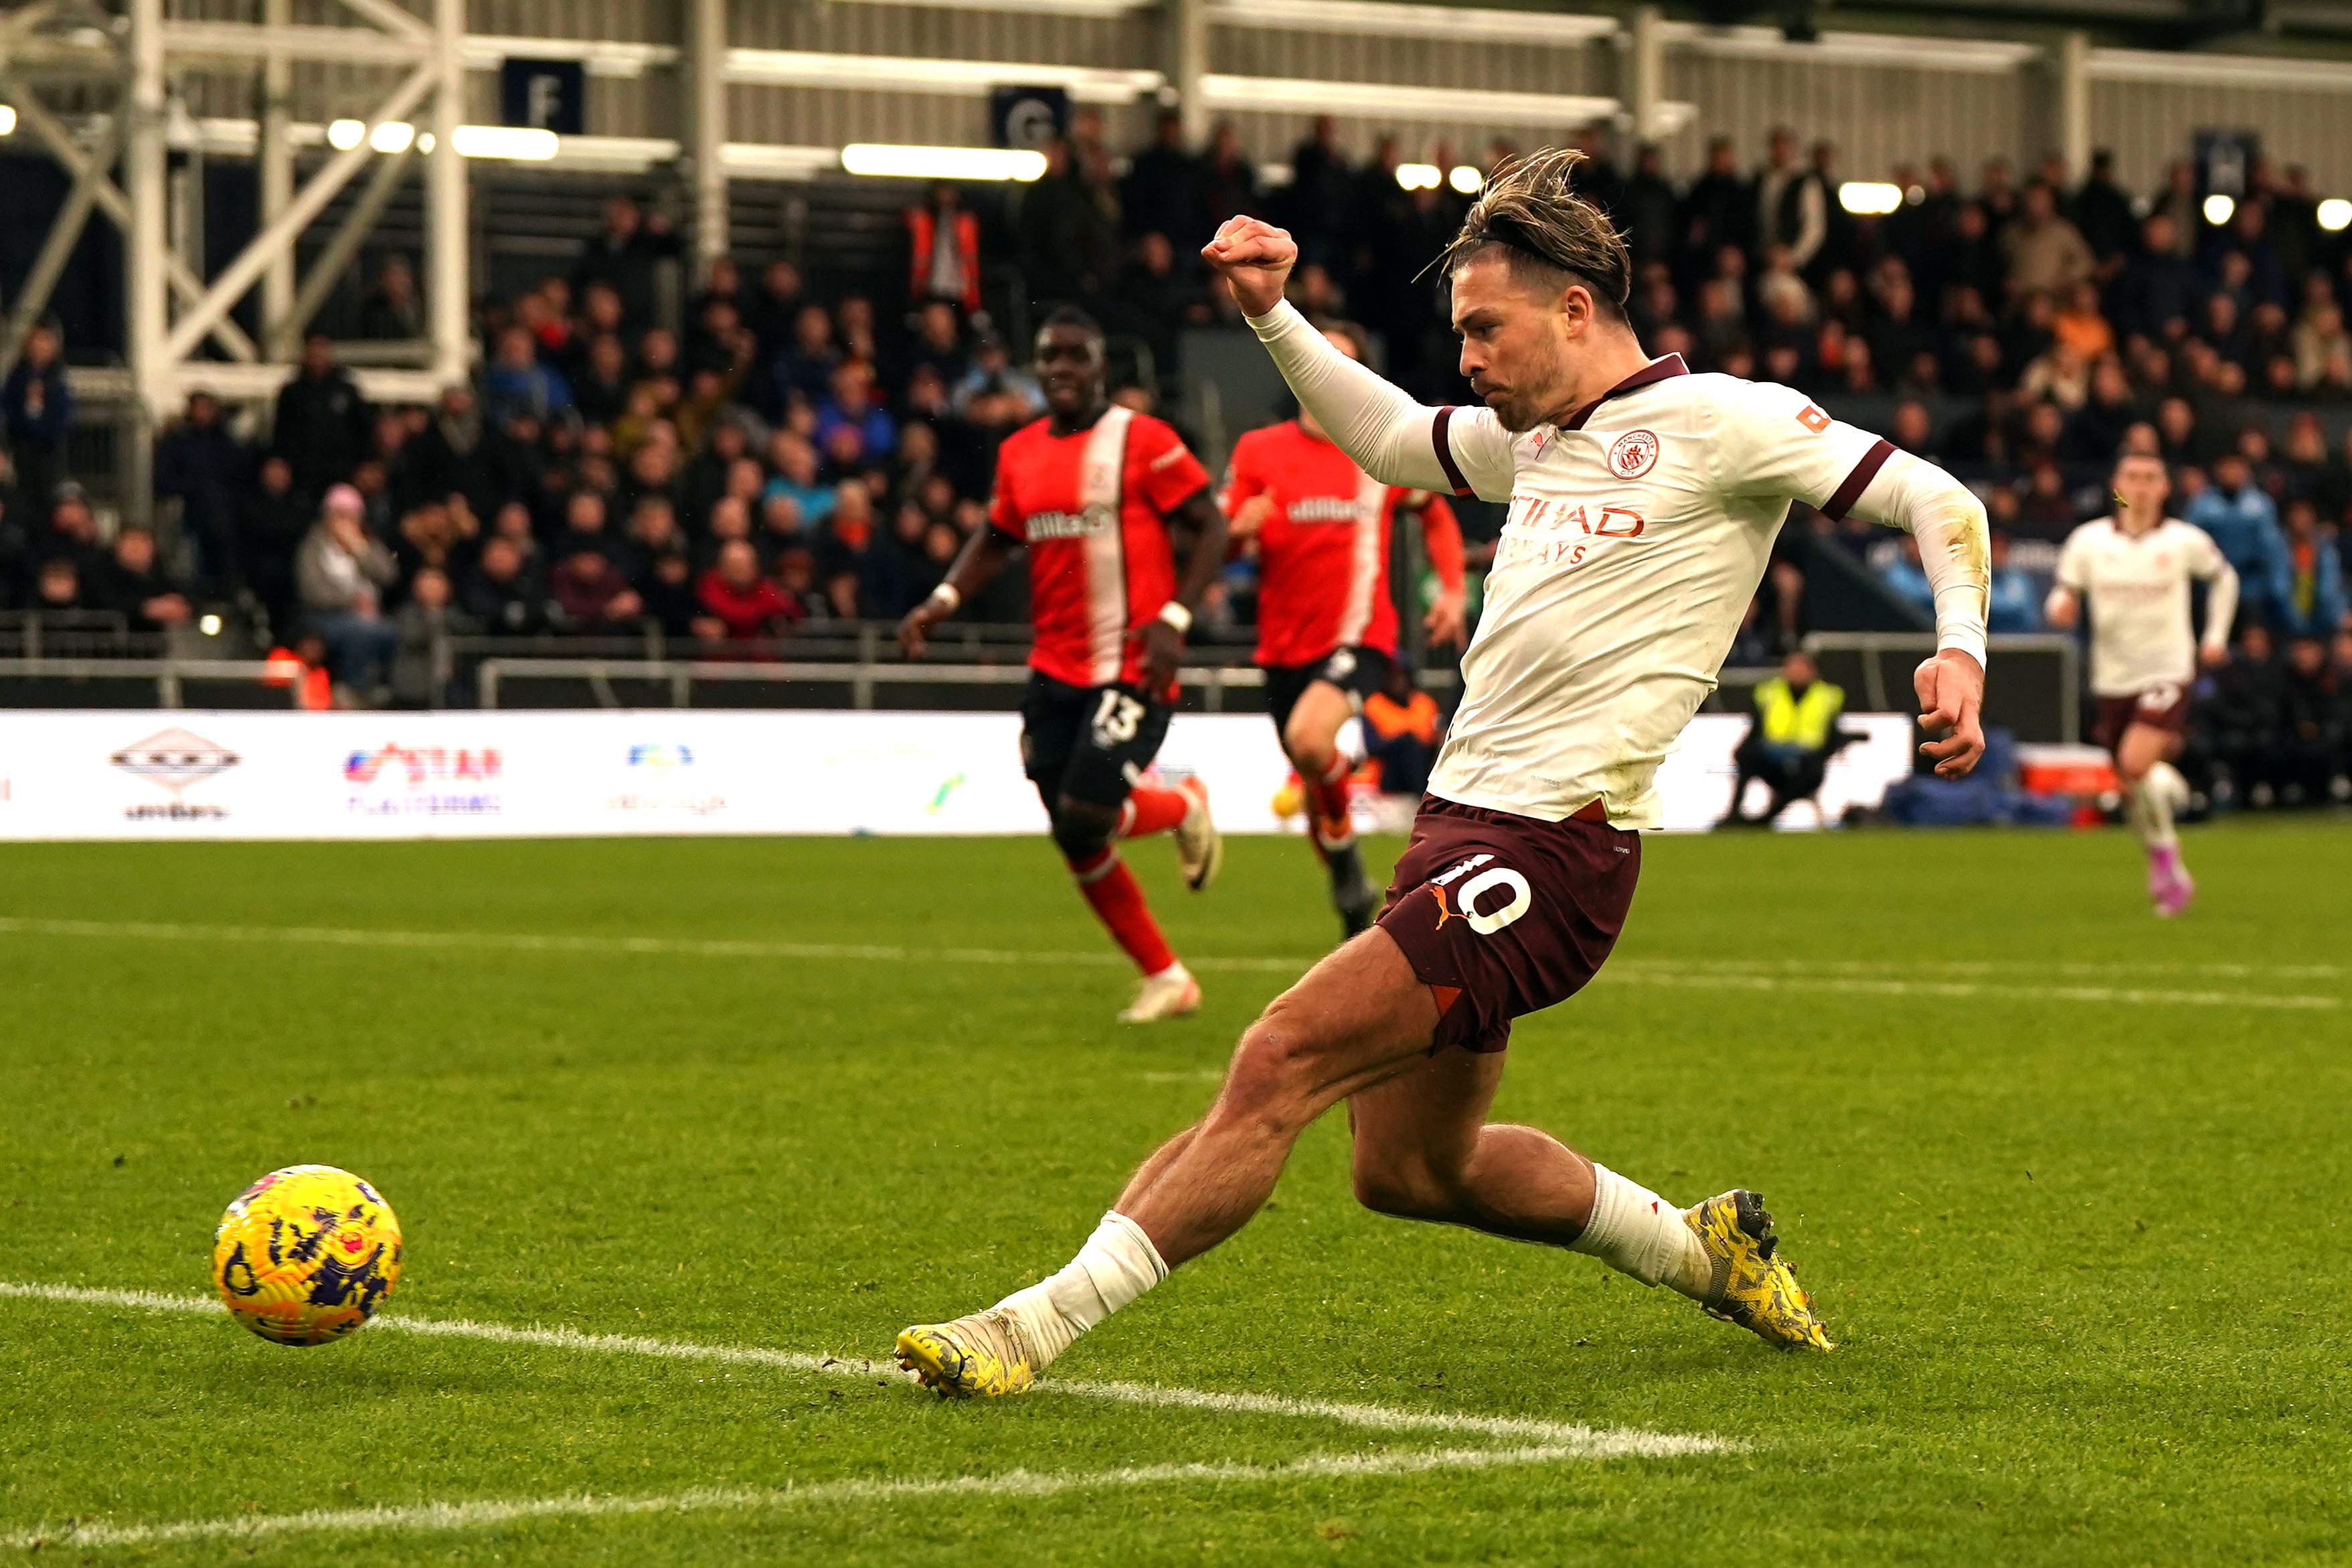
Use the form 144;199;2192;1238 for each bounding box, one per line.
1754;672;1845;750
1723;650;1849;827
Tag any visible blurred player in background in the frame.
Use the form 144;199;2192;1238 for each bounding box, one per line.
2047;452;2238;916
1221;322;1468;939
899;308;1229;1021
898;151;1991;1395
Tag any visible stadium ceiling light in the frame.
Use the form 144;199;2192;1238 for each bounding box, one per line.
1837;181;1902;216
452;124;559;160
839;143;1046;181
2203;192;2236;226
368;120;414;153
325;118;366;151
0;104;15;137
1395;162;1442;191
1448;165;1483;195
2319;199;2352;232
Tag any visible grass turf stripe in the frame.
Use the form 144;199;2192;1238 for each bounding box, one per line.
0;916;2339;1006
0;1282;1732;1456
0;1443;1661;1551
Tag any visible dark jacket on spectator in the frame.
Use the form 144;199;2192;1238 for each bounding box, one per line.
459;555;545;636
272;366;371;496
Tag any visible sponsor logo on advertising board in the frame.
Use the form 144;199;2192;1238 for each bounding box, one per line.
112;727;238;820
343;744;503;816
608;743;726;816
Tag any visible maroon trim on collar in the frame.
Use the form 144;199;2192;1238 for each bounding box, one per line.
1430;406;1473;497
1560;353;1690;432
1822;438;1897;522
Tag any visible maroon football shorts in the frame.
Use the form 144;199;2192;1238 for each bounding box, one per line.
1375;793;1642;1054
2094;683;2190;752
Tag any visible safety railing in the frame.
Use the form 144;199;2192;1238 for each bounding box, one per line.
0;657;297;708
473;659;1302;712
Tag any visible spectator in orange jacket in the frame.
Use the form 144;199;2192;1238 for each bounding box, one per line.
906;183;983;313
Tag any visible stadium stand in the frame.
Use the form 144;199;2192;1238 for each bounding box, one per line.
1;4;2349;809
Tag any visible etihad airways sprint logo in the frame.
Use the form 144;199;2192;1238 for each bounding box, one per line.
1425;853;1531;936
110;727;238;820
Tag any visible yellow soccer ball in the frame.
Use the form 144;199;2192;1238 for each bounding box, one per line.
212;1164;403;1345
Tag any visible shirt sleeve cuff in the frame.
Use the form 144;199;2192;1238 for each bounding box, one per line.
1244;299;1307;339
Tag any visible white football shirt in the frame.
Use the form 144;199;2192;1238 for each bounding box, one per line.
1428;356;1894;829
2053;517;2233;696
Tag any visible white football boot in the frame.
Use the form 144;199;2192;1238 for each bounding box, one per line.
1118;962;1201;1023
1171;776;1223;892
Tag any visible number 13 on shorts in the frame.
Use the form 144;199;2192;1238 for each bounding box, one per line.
1092;689;1147;747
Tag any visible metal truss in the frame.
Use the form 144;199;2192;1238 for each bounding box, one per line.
0;0;469;521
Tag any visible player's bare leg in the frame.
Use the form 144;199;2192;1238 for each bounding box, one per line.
1282;681;1378;938
1053;795;1199;1021
897;935;1828;1395
2115;721;2193;916
1347;1046;1832;1349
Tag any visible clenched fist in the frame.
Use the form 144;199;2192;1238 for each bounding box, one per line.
1202;217;1298;319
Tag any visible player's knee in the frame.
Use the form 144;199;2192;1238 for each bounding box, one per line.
1050;797;1116;862
1217;1006;1329;1136
1284;723;1336;778
1349;1159;1454;1221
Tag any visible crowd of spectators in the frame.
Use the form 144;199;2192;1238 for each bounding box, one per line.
0;117;2345;790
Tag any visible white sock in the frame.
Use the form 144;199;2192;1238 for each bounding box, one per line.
2126;770;2177;850
1568;1163;1713;1300
989;1211;1168;1370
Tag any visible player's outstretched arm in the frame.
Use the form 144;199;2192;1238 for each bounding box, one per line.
1203;218;1454;494
898;525;1013;658
1851;450;1991;777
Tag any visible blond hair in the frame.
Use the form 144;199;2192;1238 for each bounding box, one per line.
1434;147;1631;316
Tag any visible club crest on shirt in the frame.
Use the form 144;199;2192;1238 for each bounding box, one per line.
1606;429;1660;479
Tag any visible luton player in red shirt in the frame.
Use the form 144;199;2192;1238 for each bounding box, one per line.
1222;322;1468;937
898;308;1230;1022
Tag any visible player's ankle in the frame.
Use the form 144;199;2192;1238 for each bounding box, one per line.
1570;1164;1712;1298
991;1211;1168;1371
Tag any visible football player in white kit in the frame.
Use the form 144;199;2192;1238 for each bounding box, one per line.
2046;451;2238;916
896;149;1991;1395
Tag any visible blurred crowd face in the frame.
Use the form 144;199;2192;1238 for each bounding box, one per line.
716;539;759;588
479;537;522;584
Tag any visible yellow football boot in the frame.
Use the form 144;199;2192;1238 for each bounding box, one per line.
894;1310;1036;1397
1685;1189;1835;1352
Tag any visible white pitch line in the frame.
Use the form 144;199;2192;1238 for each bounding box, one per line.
0;915;2339;1006
0;916;1304;974
0;1281;1726;1456
0;1443;1632;1552
1602;966;2341;1011
1622;956;2352;982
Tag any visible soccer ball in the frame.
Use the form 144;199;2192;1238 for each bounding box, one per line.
212;1164;403;1345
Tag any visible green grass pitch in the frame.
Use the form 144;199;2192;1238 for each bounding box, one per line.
0;823;2345;1563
